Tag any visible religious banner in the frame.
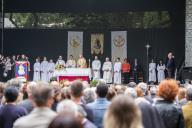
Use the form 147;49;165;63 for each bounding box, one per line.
111;31;127;62
91;33;104;55
67;31;83;61
15;61;28;81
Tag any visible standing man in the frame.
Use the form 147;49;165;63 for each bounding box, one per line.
149;59;156;83
77;54;87;68
40;57;49;82
133;58;139;84
92;56;101;80
66;55;76;68
102;57;112;84
47;59;55;81
33;58;41;82
165;52;175;78
122;58;131;84
113;58;122;84
56;56;65;67
4;57;12;81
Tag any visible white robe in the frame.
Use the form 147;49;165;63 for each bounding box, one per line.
40;60;49;82
48;62;55;81
113;62;122;84
157;64;165;83
33;62;41;81
102;61;112;83
149;62;156;82
92;60;101;79
56;60;65;67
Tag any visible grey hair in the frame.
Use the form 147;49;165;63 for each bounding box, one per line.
6;78;22;89
137;82;148;95
83;88;96;104
124;87;137;99
56;99;78;116
186;86;192;101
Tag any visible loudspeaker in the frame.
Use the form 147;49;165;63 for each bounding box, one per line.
182;67;192;80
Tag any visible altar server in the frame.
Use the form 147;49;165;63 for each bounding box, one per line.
56;56;65;67
48;59;55;81
102;57;112;83
66;55;76;68
77;54;87;68
113;57;122;84
149;59;156;83
92;56;101;79
157;60;165;83
33;58;41;81
40;57;49;82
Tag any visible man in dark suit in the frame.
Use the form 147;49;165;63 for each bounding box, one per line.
166;52;175;78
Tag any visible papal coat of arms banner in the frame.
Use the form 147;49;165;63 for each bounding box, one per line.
91;33;104;55
15;61;28;81
67;31;83;61
111;31;127;62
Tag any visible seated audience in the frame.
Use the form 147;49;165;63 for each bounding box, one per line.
0;86;27;128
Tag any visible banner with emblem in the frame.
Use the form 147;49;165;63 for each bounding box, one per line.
15;61;28;81
67;31;83;61
111;31;127;62
91;33;104;55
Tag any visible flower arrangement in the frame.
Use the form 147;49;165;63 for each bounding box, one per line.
90;79;99;87
55;64;65;71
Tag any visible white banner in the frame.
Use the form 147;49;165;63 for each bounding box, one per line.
67;31;83;61
111;31;127;62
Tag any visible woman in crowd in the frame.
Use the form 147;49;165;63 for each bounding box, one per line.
104;95;143;128
154;79;184;128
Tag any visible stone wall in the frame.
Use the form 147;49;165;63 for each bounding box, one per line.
186;0;192;67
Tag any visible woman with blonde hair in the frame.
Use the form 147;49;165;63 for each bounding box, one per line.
104;95;143;128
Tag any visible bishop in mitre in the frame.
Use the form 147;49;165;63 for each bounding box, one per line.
66;55;76;68
77;54;87;68
92;56;101;79
102;57;112;83
113;57;122;84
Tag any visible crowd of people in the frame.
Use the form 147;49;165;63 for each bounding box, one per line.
0;77;191;128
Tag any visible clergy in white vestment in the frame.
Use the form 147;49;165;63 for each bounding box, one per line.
157;60;165;83
66;55;76;68
92;56;101;80
33;58;41;81
56;56;65;67
40;57;49;82
48;59;55;81
149;59;156;82
102;57;112;83
113;57;122;84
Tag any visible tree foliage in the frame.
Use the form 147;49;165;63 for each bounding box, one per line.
5;12;171;29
